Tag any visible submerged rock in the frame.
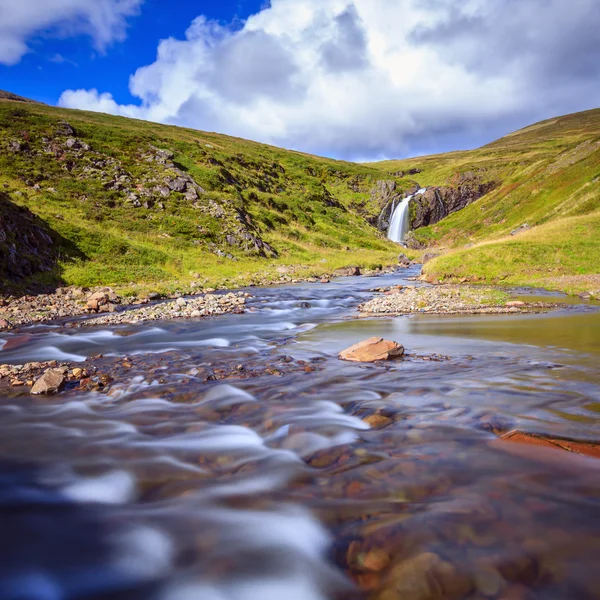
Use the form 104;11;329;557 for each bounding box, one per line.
339;337;404;362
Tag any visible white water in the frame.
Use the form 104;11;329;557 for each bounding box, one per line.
387;188;426;242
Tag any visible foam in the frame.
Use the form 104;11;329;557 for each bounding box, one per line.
62;470;136;504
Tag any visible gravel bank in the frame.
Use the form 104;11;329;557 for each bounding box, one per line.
80;292;250;326
358;284;563;315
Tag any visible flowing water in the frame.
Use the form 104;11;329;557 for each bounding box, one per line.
387;189;427;242
0;268;599;600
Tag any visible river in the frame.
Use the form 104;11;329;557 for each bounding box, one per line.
0;267;599;600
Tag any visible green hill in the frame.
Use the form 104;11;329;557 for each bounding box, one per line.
0;98;412;293
2;97;598;296
372;108;600;294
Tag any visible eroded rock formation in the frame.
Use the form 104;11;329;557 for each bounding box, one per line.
0;192;56;285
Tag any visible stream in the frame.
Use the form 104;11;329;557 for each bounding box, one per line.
0;267;599;600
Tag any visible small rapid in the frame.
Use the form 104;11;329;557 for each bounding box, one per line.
0;268;599;600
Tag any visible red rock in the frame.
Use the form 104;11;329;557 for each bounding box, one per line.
339;337;404;362
499;430;600;459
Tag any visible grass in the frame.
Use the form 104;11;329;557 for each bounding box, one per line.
370;108;600;294
424;211;600;294
0;99;415;292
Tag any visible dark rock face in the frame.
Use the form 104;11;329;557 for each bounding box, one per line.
0;193;56;284
410;176;499;229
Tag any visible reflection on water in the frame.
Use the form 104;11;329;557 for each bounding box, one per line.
0;269;599;600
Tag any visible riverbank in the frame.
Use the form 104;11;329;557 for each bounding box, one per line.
358;284;564;316
0;263;399;330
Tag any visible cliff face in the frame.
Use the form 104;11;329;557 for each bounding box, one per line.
410;176;499;230
0;193;56;285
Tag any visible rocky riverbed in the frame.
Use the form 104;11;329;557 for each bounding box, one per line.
358;284;564;315
0;265;394;330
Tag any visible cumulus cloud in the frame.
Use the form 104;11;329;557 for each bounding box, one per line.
0;0;142;65
59;0;600;159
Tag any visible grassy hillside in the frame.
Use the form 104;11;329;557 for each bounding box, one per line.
0;99;415;293
372;109;600;293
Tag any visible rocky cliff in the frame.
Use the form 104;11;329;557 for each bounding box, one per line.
0;192;56;285
409;174;499;230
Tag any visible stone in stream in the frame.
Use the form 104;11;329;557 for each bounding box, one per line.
499;430;600;459
31;369;66;394
339;337;404;362
377;552;473;600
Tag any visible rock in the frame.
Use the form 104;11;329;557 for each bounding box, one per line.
166;177;187;192
0;192;56;283
379;552;472;600
176;297;187;307
498;430;600;459
320;278;330;284
0;318;11;329
65;138;82;149
363;414;392;428
422;252;441;264
505;301;525;307
409;175;500;230
339;337;404;362
86;292;109;311
31;369;65;395
510;224;531;236
398;253;410;266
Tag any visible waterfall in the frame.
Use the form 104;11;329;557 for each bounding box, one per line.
387;188;426;243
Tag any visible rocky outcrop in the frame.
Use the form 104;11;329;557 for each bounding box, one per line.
0;192;56;285
410;174;499;229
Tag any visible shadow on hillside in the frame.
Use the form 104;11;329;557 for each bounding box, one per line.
0;192;87;295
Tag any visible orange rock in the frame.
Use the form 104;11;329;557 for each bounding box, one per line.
505;301;526;307
363;413;392;428
339;337;404;362
499;430;600;459
378;552;472;600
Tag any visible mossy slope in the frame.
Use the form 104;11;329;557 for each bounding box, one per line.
0;99;412;291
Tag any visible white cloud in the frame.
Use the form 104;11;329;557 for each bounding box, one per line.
0;0;142;65
59;0;600;159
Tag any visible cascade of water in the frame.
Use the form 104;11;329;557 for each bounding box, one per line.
387;188;427;242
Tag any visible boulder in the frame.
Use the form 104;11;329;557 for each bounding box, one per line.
166;177;187;192
86;292;109;311
31;369;65;395
339;337;404;362
398;253;410;266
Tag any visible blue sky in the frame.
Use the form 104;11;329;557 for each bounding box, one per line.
1;0;599;160
0;1;260;106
